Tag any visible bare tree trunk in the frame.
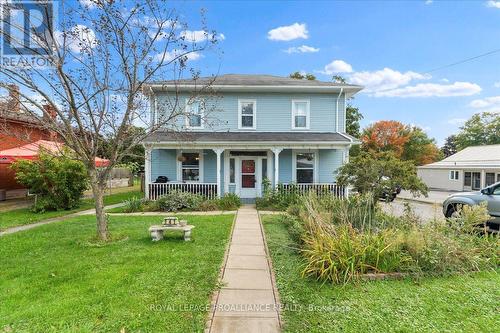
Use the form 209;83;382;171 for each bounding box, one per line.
90;170;109;241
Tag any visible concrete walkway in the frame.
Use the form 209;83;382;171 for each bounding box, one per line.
0;203;124;236
207;205;281;333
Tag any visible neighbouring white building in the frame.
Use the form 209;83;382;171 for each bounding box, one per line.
418;144;500;192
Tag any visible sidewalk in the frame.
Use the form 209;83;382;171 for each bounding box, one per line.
0;203;124;236
207;205;281;333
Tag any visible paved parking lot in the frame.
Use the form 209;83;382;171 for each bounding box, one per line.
381;199;444;222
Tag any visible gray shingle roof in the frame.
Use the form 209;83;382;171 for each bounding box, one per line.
419;144;500;169
149;74;362;88
144;131;356;144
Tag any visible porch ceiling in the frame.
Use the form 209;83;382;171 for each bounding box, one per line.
143;131;357;149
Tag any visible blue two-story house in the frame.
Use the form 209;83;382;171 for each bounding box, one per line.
142;74;363;201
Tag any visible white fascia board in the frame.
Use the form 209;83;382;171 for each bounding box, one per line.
147;84;363;95
146;142;351;150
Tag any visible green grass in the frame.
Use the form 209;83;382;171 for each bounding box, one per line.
0;214;234;332
262;214;500;333
0;189;143;231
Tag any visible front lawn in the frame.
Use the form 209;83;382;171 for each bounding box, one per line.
262;214;500;333
0;214;234;332
0;189;143;231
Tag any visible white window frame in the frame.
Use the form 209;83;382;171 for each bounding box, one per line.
292;150;318;184
291;99;310;130
449;170;459;181
185;98;204;129
176;149;204;182
238;99;257;130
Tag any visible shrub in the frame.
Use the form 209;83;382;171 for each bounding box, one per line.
155;190;204;212
217;193;241;210
122;196;145;213
256;182;302;210
12;150;89;212
198;200;219;211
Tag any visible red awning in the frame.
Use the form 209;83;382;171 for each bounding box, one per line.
0;140;110;167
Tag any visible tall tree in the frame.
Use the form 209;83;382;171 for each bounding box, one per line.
361;120;410;157
441;135;458;157
289;72;316;80
402;126;442;165
362;121;440;165
455;112;500;150
332;75;346;84
346;105;363;138
0;0;219;241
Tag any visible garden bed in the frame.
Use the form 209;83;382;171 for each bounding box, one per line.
0;214;234;332
262;214;500;332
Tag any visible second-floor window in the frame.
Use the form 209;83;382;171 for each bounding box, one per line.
185;100;203;129
292;100;310;129
238;99;256;130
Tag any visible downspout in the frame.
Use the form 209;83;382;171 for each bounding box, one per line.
336;88;343;133
148;86;155;128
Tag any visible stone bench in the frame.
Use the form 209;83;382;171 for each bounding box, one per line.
148;225;195;242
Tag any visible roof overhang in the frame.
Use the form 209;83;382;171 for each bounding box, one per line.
144;141;352;150
145;84;363;98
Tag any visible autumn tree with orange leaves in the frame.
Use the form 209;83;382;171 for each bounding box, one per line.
361;121;441;165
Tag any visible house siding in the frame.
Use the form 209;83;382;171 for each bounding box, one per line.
319;149;344;183
156;92;342;132
151;149;177;182
278;149;293;183
203;149;216;183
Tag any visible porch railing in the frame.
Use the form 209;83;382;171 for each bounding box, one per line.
281;183;347;198
148;182;218;201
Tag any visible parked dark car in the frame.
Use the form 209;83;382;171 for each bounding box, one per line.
379;179;402;202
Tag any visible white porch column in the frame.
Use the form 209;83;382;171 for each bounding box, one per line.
271;148;283;188
213;148;224;197
144;146;152;199
481;169;486;189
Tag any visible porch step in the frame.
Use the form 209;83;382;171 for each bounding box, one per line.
240;198;256;204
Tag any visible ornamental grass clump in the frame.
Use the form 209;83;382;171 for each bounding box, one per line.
295;193;499;284
299;193;411;284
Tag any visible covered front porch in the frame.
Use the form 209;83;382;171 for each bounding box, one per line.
143;131;356;201
144;145;350;201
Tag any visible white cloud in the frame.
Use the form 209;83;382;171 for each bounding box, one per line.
425;0;433;4
373;81;481;98
494;82;500;88
155;49;202;62
469;95;500;108
267;23;308;41
284;45;319;54
347;67;428;92
319;60;353;74
55;24;97;53
79;0;96;9
179;30;224;43
486;1;500;9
